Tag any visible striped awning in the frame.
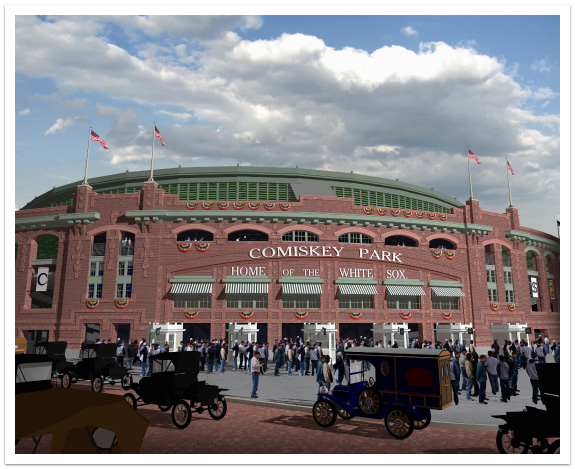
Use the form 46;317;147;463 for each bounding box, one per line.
431;286;466;297
170;283;212;294
282;283;323;295
338;284;378;296
225;283;269;294
385;285;426;296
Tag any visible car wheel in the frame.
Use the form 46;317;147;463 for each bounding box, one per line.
123;393;137;409
496;429;528;454
158;404;172;412
385;406;415;439
548;440;560;454
414;416;431;430
121;373;133;390
208;396;227;420
172;401;192;429
91;375;104;392
312;399;337;428
61;372;72;388
357;387;381;415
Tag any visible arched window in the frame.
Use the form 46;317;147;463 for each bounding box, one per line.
119;231;136;255
384;235;417;247
177;229;214;242
281;231;319;242
428;238;455;250
92;232;107;257
526;251;535;271
338;232;373;244
228;230;269;242
501;247;510;267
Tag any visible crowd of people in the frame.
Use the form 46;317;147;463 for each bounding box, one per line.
105;333;558;403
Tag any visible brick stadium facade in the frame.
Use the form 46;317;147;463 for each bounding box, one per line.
15;167;560;354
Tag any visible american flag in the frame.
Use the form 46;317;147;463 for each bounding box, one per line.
154;125;165;146
507;159;514;175
468;148;481;164
90;130;109;149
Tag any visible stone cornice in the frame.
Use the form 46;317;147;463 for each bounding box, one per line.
505;230;560;253
125;210;494;236
15;212;100;231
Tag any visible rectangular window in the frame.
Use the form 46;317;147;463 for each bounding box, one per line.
96;284;103;299
504;271;513;284
127;261;133;276
432;295;460;310
118;262;125;276
386;295;421;310
173;294;212;309
88;284;95;298
505;290;515;303
282;294;321;309
90;262;97;277
226;294;267;309
486;269;496;283
488;288;498;302
116;283;124;298
125;283;132;298
338;295;375;309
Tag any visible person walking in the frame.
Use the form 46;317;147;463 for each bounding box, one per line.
491;339;500;356
486;351;499;395
207;342;216;373
298;343;306;376
232;340;239;371
497;355;510;403
316;355;333;392
310;343;320;376
245;342;253;373
139;341;149;377
116;340;126;367
476;354;488;404
125;340;137;370
449;351;461;406
551;341;560;363
286;343;294;377
250;351;262;398
219;341;227;374
239;341;245;370
535;341;546;363
464;353;474;401
510;351;520;396
304;343;311;375
333;352;345;385
526;352;540;404
273;345;282;376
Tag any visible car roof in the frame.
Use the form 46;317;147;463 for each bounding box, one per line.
345;347;451;359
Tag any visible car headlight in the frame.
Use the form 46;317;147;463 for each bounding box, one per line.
319;386;328;394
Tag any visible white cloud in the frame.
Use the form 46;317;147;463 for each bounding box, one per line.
44;117;80;136
18;108;30;116
158;110;193;121
531;57;551;73
401;26;418;36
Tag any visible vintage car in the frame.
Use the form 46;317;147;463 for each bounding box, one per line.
16;354;56;395
33;341;75;381
16;388;148;454
312;347;452;439
493;362;560;454
60;343;132;392
124;351;228;429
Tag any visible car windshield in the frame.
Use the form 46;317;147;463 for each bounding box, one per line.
347;359;377;384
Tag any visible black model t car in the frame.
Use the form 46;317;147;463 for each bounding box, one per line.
123;351;228;429
493;363;560;454
16;354;55;395
33;341;75;381
61;343;132;392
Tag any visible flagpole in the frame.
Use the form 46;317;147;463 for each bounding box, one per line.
506;160;514;208
82;126;92;186
148;122;155;182
467;146;475;200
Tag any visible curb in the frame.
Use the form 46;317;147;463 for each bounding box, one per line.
225;397;499;431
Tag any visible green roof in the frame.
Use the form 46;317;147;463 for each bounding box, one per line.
22;166;462;211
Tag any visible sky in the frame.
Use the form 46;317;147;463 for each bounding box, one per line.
12;10;564;235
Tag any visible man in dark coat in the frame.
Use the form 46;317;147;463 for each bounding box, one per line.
491;339;500;356
126;340;137;370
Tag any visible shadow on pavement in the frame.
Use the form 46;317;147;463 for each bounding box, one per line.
262;413;397;440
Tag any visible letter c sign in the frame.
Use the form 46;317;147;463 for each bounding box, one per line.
36;267;49;292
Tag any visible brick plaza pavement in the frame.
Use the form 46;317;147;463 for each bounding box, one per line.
15;384;498;454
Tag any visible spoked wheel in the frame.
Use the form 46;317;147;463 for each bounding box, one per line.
413;416;431;430
496;429;528;454
336;406;354;420
312;399;337;428
121;373;133;390
357;387;382;415
172;401;192;429
61;372;72;388
208;396;227;420
158;404;172;412
123;393;137;409
385;406;415;439
91;375;104;392
548;440;560;454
